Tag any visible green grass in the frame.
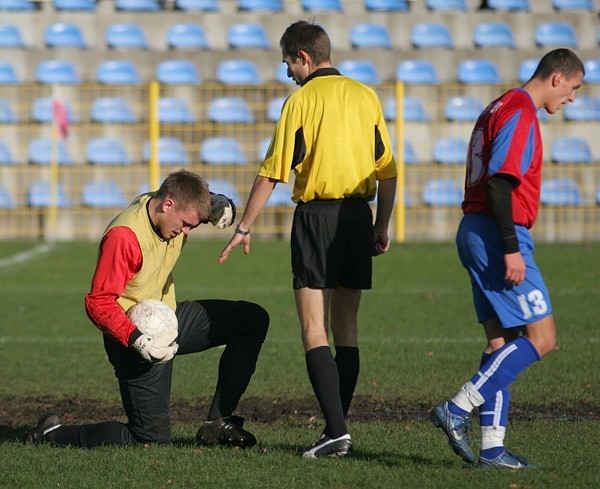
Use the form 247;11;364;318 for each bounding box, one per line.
0;240;598;488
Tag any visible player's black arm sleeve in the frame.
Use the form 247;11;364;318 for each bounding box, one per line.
486;174;520;254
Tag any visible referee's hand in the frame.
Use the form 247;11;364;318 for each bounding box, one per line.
218;232;250;263
373;230;390;256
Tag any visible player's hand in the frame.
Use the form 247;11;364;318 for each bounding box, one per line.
218;231;250;263
132;334;178;364
373;230;391;256
504;251;526;286
209;194;236;229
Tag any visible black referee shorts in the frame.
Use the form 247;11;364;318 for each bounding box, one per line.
291;198;374;290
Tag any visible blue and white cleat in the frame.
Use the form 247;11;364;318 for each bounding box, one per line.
429;402;475;464
479;451;534;469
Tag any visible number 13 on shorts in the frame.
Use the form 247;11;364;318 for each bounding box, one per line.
517;289;549;320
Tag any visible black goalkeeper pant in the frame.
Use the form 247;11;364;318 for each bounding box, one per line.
47;299;269;448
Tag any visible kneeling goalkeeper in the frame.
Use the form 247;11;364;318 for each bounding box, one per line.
26;169;269;448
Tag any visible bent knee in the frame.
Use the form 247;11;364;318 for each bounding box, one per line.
240;301;270;341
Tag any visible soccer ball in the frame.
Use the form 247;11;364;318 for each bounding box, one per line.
127;299;178;339
209;194;236;229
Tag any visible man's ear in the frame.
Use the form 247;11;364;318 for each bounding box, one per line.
551;72;562;87
161;197;175;213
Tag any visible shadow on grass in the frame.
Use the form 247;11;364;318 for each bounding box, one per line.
0;425;29;443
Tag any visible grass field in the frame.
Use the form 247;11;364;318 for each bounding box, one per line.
0;239;598;488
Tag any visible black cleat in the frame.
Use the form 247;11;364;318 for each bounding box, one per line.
196;416;257;448
24;414;61;445
301;434;353;458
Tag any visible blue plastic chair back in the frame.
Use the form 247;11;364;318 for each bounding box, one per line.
583;59;600;84
207;179;239;203
535;22;577;48
159;98;196;123
518;58;539;83
28;139;74;165
106;23;148;49
115;0;159;10
457;59;501;84
0;98;16;123
0;140;14;165
227;23;270;49
36;60;81;84
86;138;131;165
302;0;342;10
267;96;286;122
96;60;140;85
339;59;380;85
350;23;392;49
364;0;407;10
384;97;430;122
200;137;247;165
0;0;35;10
208;97;254;123
238;0;282;10
0;62;19;84
445;96;484;122
276;63;295;85
31;97;76;124
434;137;468;165
143;138;189;166
403;140;420;165
216;60;261;85
423;180;463;206
473;22;515;48
91;97;137;123
0;23;24;48
53;0;96;10
540;179;582;206
266;184;294;207
411;23;453;48
552;0;593;10
426;0;467;10
550;138;593;164
564;96;600;122
28;181;72;208
82;180;128;208
258;137;271;159
167;24;209;49
156;60;201;85
44;23;86;48
486;0;529;9
0;182;14;208
396;60;440;85
175;0;219;9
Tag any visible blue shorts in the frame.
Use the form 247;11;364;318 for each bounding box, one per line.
456;214;553;328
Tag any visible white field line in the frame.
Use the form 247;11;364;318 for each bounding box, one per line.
0;243;54;268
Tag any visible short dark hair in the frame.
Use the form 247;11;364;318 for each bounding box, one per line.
155;169;211;218
280;20;331;65
532;48;585;81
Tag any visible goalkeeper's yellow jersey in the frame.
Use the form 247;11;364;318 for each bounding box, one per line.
258;68;397;204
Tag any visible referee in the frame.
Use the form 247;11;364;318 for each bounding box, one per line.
219;21;397;458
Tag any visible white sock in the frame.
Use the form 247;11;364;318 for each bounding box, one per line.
451;381;485;413
481;426;506;451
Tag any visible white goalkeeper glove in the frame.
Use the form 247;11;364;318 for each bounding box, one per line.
209;194;236;229
132;334;178;364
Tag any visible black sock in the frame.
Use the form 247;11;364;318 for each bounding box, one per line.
305;346;347;439
46;421;138;447
335;346;360;417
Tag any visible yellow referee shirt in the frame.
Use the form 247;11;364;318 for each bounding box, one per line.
259;68;397;203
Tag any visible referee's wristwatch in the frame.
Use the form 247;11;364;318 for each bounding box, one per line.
235;225;250;236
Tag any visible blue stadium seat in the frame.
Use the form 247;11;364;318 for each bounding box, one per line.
473;22;515;48
537;108;548;123
434;137;468;164
36;60;81;85
156;60;201;85
175;0;219;9
552;0;593;10
86;138;131;165
227;23;270;49
81;180;128;208
0;0;35;10
258;137;271;159
338;59;380;85
238;0;282;10
422;180;463;206
0;23;25;48
53;0;96;10
350;23;392;49
143;138;189;166
28;181;72;208
90;97;137;123
159;98;196;123
207;179;239;203
396;60;440;85
402;140;420;165
106;23;148;49
0;140;14;165
596;185;600;205
540;179;582;206
114;0;159;10
445;96;484;122
266;184;294;207
384;97;430;122
276;63;296;85
302;0;342;10
518;58;539;83
583;59;600;84
411;23;454;49
31;97;76;124
200;137;247;165
457;59;501;84
535;22;577;48
0;181;14;208
266;96;286;122
426;0;467;10
44;23;86;49
167;24;209;50
364;0;408;10
28;138;74;165
0;61;19;84
216;60;261;85
96;60;140;85
0;98;16;123
564;96;600;122
486;0;529;9
551;137;593;164
208;97;254;123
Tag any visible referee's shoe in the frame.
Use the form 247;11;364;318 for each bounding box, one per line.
24;413;61;444
301;433;353;458
196;416;257;448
